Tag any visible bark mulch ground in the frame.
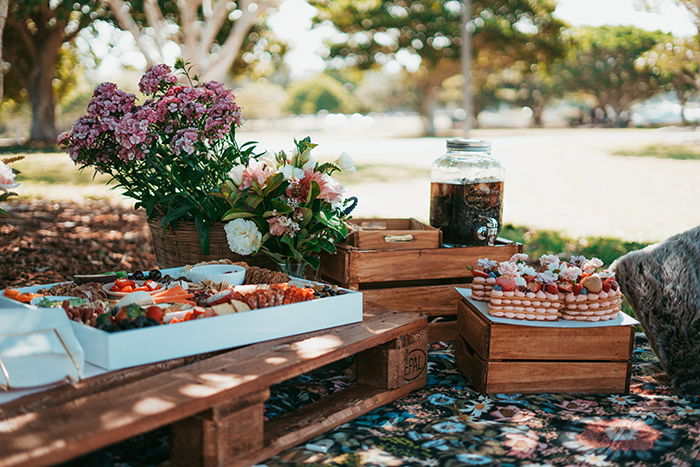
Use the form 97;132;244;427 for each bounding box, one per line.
0;200;156;289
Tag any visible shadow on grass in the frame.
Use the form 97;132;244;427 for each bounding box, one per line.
0;143;59;154
614;144;700;160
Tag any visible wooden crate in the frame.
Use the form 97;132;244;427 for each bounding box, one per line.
347;218;442;250
320;237;522;341
455;298;634;394
0;309;427;467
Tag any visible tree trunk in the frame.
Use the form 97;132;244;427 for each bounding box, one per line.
530;106;544;128
26;37;60;143
679;94;688;126
0;0;8;104
419;86;438;137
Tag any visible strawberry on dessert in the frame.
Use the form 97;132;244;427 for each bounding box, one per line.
559;258;621;322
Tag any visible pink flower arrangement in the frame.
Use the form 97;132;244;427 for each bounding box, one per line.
221;137;357;269
57;60;247;251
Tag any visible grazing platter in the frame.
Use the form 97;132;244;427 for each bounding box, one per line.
1;261;362;371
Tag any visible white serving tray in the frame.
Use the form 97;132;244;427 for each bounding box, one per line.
1;268;363;371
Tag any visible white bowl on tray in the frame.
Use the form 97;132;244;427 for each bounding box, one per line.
186;264;246;286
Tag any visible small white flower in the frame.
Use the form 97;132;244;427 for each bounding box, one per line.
510;253;528;263
228;164;245;186
539;254;560;267
0;161;19;192
560;266;582;282
537;271;558;284
599;270;614;279
518;264;536;277
281;164;305;180
302;156;316;171
259;151;277;169
515;276;527;287
477;258;498;269
547;260;564;274
224;218;262;256
582;257;604;274
336;152;356;172
497;261;520;277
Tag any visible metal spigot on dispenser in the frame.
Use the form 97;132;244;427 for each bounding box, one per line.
429;139;505;246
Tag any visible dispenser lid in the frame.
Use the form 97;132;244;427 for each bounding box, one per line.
446;138;491;152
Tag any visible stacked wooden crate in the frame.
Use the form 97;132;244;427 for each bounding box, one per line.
320;218;522;341
455;296;635;393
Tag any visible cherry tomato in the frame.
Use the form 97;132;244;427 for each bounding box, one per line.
146;306;164;324
115;278;135;288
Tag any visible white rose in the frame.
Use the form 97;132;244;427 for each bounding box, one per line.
336;152;356;172
281;164;305;180
228;164;245;186
224;218;262;256
0;161;18;192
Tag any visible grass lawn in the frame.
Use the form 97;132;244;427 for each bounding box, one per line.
10;153;111;185
614;143;700;160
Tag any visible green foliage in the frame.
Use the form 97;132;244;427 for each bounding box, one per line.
558;26;669;126
286;74;358;115
311;0;566;132
235;81;288;119
614;144;700;160
639;37;700;122
502;224;651;266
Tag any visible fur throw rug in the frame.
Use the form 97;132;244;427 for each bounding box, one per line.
612;225;700;394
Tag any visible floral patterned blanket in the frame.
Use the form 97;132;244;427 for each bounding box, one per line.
265;334;700;466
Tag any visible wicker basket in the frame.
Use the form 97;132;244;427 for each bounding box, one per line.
148;219;274;268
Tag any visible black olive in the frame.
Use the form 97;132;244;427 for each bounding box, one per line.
132;271;145;280
149;269;162;279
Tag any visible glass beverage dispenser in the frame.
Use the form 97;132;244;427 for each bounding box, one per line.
429;139;505;246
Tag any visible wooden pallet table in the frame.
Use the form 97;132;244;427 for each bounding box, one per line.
320;237;522;342
455;297;634;394
0;308;428;467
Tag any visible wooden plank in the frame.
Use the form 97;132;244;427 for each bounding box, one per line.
357;328;428;389
489;324;634;361
456;300;491;359
428;321;457;342
171;389;269;467
0;310;426;467
362;283;469;315
486;361;630;394
454;336;487;393
348;244;519;283
458;298;634;361
234;381;425;467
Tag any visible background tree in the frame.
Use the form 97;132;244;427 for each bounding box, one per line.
0;0;9;104
310;0;566;136
639;37;700;124
559;26;668;127
105;0;281;81
286;73;358;114
3;0;106;143
495;62;562;127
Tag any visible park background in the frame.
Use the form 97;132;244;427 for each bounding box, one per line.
2;0;700;285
